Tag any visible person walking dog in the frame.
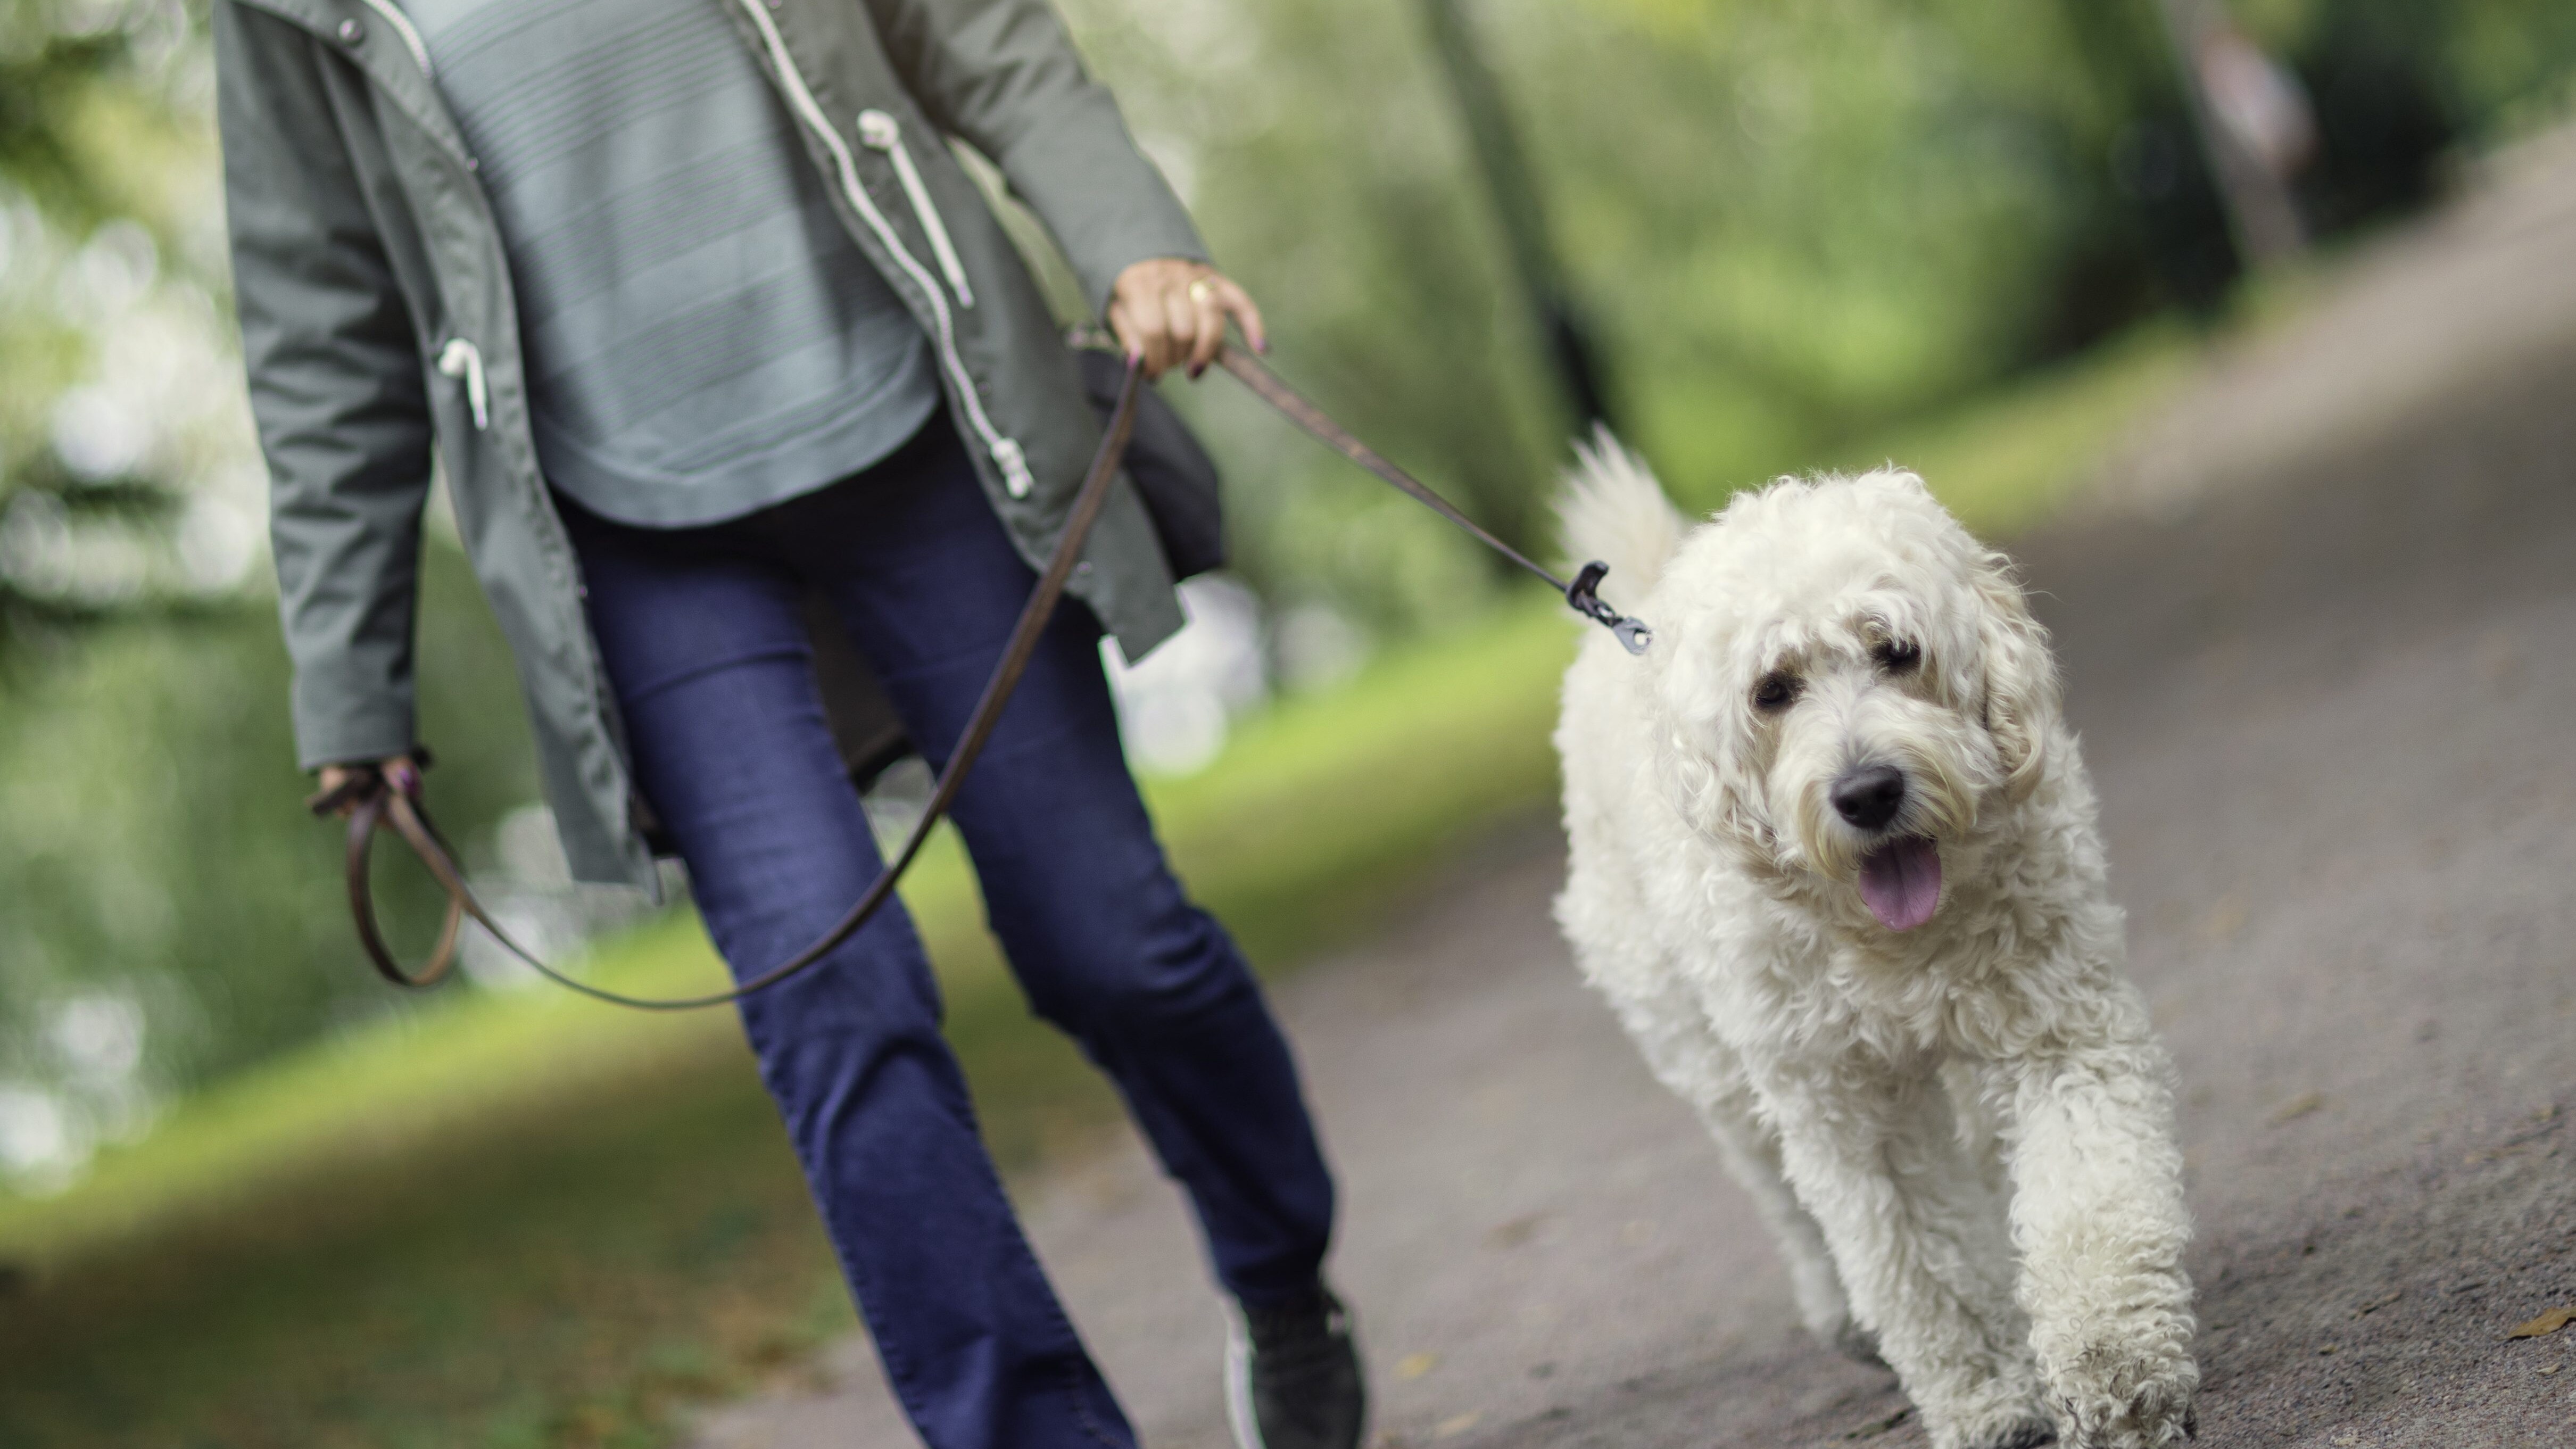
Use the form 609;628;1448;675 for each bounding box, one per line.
213;2;1362;1446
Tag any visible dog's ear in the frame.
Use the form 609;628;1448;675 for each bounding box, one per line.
1651;624;1778;854
1970;549;2060;805
1656;715;1769;850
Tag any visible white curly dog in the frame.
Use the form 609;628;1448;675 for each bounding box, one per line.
1551;438;2198;1449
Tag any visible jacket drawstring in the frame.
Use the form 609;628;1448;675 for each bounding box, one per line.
436;338;490;430
858;109;975;310
732;0;1030;497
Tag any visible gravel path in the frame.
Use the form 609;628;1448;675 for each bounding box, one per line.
691;132;2576;1449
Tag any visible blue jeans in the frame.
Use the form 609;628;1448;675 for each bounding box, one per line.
560;420;1336;1449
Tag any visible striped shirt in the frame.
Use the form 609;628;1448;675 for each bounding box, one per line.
405;0;940;526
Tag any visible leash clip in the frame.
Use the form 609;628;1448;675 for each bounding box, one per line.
1566;561;1653;656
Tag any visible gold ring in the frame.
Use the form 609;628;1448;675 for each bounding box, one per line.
1188;279;1215;304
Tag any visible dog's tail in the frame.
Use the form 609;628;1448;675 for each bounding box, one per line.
1556;426;1686;596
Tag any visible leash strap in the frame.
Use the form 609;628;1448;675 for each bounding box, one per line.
316;344;1656;1009
308;359;1148;1010
1214;347;1653;655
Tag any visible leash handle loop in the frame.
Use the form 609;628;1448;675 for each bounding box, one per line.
309;761;463;990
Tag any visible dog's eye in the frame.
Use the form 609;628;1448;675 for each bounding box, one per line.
1874;639;1922;674
1752;671;1800;713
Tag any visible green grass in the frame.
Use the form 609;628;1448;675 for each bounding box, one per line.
0;320;2206;1448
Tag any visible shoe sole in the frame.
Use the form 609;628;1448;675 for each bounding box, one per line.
1224;1310;1265;1449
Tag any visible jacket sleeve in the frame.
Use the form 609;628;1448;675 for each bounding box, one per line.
214;3;434;771
864;0;1209;316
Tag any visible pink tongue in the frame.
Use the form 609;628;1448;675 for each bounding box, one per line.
1857;838;1942;931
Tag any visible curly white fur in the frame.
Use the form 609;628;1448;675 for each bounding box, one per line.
1552;434;2198;1449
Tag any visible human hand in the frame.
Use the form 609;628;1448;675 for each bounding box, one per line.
1107;258;1266;382
313;755;421;818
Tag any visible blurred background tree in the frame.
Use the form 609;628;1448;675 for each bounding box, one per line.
4;0;2575;1191
0;2;203;652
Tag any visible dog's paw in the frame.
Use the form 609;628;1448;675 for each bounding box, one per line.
2045;1342;2198;1449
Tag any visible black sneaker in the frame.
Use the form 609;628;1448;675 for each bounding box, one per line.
1224;1285;1367;1449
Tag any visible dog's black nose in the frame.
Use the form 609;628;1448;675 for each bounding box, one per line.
1830;765;1907;831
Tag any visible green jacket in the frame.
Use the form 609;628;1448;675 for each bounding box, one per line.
216;0;1204;889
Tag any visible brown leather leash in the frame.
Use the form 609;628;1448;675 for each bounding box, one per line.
312;346;1651;1009
1213;347;1653;656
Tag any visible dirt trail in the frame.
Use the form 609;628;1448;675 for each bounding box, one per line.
691;131;2576;1449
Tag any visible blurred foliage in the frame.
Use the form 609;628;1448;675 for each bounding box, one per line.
2;0;2575;1188
0;0;536;1178
0;0;225;652
1083;0;2576;616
